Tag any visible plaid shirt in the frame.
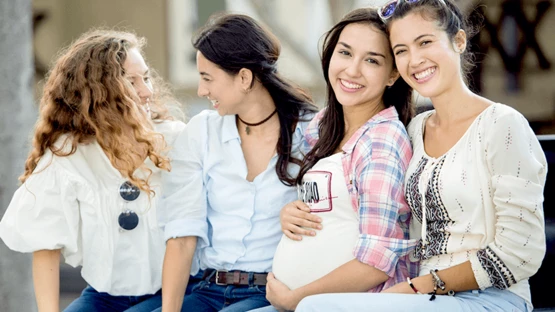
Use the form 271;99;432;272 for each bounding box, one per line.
303;106;419;291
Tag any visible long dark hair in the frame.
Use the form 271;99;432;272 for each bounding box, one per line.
384;0;476;85
192;13;317;186
297;8;413;185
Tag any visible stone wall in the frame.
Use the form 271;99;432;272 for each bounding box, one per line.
0;0;37;311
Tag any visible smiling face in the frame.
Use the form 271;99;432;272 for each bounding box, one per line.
389;11;464;98
196;51;246;116
123;48;153;109
327;23;398;111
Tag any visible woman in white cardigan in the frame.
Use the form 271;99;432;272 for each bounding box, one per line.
290;1;547;311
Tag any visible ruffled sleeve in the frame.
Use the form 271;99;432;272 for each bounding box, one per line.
0;152;83;266
470;106;547;289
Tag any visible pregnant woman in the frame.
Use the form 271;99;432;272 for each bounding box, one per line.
252;8;418;312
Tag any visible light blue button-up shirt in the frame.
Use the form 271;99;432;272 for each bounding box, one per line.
160;109;312;274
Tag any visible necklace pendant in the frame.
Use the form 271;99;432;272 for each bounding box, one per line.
236;109;277;136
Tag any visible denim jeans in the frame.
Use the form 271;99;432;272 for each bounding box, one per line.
294;287;532;312
151;270;270;312
248;305;280;312
63;286;162;312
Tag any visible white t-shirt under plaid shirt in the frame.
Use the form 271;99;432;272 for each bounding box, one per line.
405;103;547;305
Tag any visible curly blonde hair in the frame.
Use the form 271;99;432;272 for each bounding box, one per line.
22;29;175;194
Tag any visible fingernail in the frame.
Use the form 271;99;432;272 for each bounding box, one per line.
317;225;322;230
310;231;316;236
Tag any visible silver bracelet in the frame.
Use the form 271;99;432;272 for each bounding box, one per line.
429;269;456;300
430;269;446;291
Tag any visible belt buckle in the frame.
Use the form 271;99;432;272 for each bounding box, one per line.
215;270;228;285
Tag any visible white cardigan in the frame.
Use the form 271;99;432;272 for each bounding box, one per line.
405;104;547;304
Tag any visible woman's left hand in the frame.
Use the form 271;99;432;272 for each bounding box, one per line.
265;272;300;311
280;200;321;241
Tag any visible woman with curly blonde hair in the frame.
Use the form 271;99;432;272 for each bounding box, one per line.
0;29;186;312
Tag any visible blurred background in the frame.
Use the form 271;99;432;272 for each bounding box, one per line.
1;0;554;311
29;0;555;125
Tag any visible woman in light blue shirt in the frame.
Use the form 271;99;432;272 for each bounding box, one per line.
155;13;318;312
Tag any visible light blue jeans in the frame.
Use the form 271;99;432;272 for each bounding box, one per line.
293;287;532;312
63;286;162;312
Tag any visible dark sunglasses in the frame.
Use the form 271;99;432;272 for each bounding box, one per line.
118;181;141;230
378;0;446;21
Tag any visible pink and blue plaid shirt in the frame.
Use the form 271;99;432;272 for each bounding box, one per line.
303;106;419;291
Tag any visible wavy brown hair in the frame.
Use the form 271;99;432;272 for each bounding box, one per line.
21;29;174;194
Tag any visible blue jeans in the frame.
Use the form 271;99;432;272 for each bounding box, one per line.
151;270;270;312
248;305;279;312
63;286;162;312
294;287;532;312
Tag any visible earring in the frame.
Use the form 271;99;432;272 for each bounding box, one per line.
453;43;464;54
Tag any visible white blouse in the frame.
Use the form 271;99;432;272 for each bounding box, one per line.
405;104;547;304
0;120;185;296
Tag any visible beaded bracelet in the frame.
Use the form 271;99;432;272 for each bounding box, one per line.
406;277;422;294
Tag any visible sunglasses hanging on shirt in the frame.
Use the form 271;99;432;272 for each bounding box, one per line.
118;181;140;231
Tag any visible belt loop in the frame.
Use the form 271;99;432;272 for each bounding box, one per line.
205;269;216;283
233;271;241;285
248;272;254;287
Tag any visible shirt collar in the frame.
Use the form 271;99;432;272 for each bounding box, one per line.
221;114;240;143
341;106;400;154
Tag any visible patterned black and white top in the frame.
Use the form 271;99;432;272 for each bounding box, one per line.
405;103;547;304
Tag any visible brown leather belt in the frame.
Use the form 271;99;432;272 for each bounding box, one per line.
203;269;267;286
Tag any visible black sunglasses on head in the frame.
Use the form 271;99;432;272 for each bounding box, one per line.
378;0;446;21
